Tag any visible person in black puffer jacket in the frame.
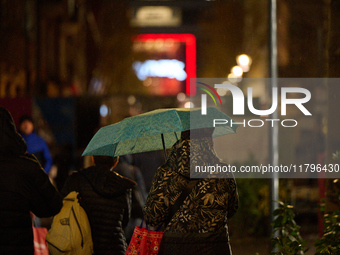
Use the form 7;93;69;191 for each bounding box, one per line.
0;107;63;255
61;155;136;255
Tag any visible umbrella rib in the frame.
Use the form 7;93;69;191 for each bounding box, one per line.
112;141;118;157
161;133;167;161
174;132;179;141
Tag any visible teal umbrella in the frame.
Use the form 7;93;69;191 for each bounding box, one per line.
82;107;237;159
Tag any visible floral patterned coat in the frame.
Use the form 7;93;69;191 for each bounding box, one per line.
144;136;238;234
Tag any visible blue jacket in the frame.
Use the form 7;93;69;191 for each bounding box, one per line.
21;131;53;174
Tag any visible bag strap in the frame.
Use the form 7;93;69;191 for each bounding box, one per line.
76;171;86;200
140;218;163;231
165;179;200;226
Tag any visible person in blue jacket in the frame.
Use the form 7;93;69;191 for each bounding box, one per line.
19;115;53;174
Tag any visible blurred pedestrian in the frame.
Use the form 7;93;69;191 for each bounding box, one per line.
132;150;164;193
114;155;147;243
144;128;238;255
61;155;136;255
0;107;62;255
53;143;74;192
19;115;53;174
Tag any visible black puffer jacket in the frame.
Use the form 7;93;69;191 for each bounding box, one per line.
61;166;136;255
0;107;63;255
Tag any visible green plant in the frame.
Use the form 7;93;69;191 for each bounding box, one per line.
314;151;340;253
314;197;340;254
270;201;308;255
332;151;340;161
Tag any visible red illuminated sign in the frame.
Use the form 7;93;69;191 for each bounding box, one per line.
133;34;196;95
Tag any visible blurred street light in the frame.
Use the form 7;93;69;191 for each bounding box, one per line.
228;73;241;83
127;95;137;105
184;101;194;108
100;104;109;117
231;65;243;77
177;92;186;102
236;54;252;72
216;88;227;96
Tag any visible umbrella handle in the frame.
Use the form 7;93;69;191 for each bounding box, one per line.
161;133;167;161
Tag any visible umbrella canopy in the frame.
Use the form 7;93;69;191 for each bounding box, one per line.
82;107;237;157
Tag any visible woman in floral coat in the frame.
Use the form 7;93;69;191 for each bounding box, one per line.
144;128;238;255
